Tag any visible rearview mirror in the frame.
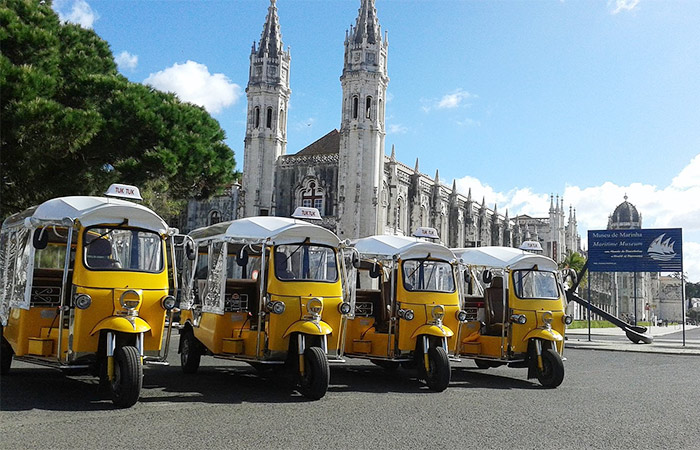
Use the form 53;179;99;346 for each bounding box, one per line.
33;228;48;250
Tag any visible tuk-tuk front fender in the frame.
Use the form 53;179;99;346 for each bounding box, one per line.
282;320;332;338
523;327;563;343
410;323;455;340
90;316;152;336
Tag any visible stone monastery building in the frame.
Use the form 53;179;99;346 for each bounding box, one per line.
185;0;581;262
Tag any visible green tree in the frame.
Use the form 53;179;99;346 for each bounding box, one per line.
560;250;587;289
0;0;236;219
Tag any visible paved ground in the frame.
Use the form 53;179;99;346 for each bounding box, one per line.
566;324;700;355
1;328;699;449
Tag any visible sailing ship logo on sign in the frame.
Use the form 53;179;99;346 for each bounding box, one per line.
647;234;677;262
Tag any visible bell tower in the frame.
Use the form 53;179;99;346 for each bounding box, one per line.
337;0;389;239
240;0;291;217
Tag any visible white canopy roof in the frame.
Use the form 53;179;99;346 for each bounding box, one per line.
353;235;456;262
189;216;341;247
2;196;169;234
452;246;558;272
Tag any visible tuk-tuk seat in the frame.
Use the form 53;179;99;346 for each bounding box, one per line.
86;239;121;269
484;276;507;335
224;279;259;313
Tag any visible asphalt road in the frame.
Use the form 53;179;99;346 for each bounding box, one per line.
1;335;698;450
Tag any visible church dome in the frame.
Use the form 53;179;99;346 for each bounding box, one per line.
608;195;641;229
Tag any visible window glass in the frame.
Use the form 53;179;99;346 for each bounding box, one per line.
513;270;559;299
402;259;455;293
274;244;337;282
84;227;162;273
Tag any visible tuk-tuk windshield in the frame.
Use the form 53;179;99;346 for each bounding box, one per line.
402;259;455;293
274;244;338;282
513;270;559;299
84;227;163;273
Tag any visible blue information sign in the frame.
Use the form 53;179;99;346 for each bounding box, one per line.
588;228;683;273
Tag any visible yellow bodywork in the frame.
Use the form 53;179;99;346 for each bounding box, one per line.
3;222;170;360
186;246;346;361
345;260;461;359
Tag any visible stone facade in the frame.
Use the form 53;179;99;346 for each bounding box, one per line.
185;0;581;261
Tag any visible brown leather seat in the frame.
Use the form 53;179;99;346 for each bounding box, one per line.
484;276;507;335
86;239;121;269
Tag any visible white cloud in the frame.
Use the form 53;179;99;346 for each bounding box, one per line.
422;89;476;113
456;117;481;128
294;117;316;131
609;0;640;14
453;153;700;281
115;51;138;71
387;124;408;135
143;61;241;114
53;0;99;28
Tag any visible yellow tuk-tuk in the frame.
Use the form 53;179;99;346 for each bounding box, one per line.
176;210;351;400
0;185;178;407
452;246;570;388
343;231;465;392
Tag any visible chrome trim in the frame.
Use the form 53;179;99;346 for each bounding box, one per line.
57;226;73;364
106;331;115;357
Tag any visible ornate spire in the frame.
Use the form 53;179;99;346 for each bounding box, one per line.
452;179;457;192
256;0;284;57
434;169;440;183
414;158;419;173
352;0;380;44
390;144;396;161
467;187;472;202
549;194;555;213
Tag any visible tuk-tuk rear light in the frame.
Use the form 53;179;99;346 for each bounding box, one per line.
74;293;92;310
430;305;445;321
456;310;469;322
510;314;527;324
161;295;176;311
562;314;573;325
267;301;286;315
307;298;323;315
338;302;352;315
397;308;414;321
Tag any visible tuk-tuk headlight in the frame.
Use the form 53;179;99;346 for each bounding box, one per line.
266;301;286;315
74;293;92;310
338;302;352;315
397;308;414;321
456;310;469;322
120;290;141;310
562;314;573;325
431;305;445;321
542;311;554;326
161;295;176;311
306;298;323;315
510;314;527;324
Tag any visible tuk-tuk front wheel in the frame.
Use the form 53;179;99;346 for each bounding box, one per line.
110;346;143;408
422;346;451;392
298;346;329;400
536;348;565;388
180;329;202;374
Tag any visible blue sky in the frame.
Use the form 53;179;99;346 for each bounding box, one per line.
52;0;700;282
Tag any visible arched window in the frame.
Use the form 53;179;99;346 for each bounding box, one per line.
266;107;273;129
297;178;325;215
254;107;260;128
352;96;359;119
208;210;222;226
366;96;372;119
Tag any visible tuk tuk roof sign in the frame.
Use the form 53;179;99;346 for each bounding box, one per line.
104;183;143;201
189;216;341;247
2;196;169;234
352;234;456;262
452;246;558;272
587;228;683;273
291;207;322;220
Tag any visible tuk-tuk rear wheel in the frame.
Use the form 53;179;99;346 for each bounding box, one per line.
423;346;451;392
536;348;564;388
110;346;143;408
298;346;329;400
180;329;202;374
0;333;13;375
